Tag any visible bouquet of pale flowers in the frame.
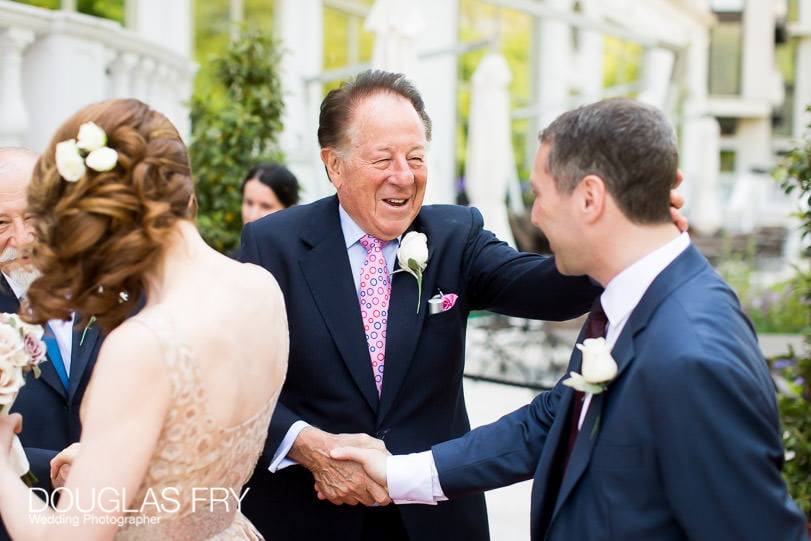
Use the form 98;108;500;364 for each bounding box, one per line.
0;313;47;486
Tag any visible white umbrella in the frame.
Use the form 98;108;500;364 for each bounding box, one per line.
364;0;424;76
464;51;518;248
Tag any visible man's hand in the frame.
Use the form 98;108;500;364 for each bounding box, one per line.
50;442;80;489
330;446;388;490
288;426;390;506
670;171;688;232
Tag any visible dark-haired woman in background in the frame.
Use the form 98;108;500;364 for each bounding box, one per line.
241;163;299;225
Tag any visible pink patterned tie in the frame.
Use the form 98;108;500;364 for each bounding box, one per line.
358;234;391;395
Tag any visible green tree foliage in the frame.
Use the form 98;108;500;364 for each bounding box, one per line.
193;0;277;115
771;105;811;518
189;27;285;254
12;0;124;22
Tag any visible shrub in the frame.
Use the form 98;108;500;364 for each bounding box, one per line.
189;26;285;254
771;104;811;518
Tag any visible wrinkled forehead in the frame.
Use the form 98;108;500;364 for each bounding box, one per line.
0;163;34;206
0;150;36;180
343;94;427;151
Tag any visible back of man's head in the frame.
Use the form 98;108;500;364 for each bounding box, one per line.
540;98;678;225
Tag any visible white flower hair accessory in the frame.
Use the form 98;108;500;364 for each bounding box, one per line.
55;122;118;182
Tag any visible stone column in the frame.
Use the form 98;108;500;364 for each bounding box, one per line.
415;0;458;204
132;56;156;103
536;0;573;129
794;0;811;135
127;0;191;57
108;51;139;98
526;0;573;170
0;28;35;147
638;48;675;110
576;0;604;106
274;0;325;202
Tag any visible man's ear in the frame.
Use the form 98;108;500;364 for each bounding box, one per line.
320;148;342;187
578;174;607;224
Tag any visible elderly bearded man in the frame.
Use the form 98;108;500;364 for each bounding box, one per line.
0;148;104;541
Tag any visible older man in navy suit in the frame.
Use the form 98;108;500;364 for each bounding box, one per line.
239;70;605;540
335;98;808;540
0;148;103;541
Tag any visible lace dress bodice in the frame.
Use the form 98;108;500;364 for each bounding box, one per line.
115;312;278;541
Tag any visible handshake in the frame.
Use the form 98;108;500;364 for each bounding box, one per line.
290;426;394;506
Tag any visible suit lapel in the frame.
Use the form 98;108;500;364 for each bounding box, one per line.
299;198;380;411
0;277;66;397
68;318;99;399
0;277;19;313
377;226;425;421
553;374;611;516
550;244;709;522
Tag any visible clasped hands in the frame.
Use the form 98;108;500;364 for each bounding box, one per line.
290;426;392;506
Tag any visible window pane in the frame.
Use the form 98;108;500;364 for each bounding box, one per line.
708;12;742;95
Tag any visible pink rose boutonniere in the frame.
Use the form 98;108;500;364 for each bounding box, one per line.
0;313;48;486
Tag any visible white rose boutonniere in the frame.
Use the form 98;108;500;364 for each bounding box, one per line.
393;231;428;313
562;337;617;394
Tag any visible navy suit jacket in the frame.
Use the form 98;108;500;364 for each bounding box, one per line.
239;196;600;541
433;244;807;540
0;277;102;540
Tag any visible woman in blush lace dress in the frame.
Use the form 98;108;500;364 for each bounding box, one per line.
0;98;287;540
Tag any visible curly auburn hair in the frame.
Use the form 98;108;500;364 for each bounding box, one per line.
24;98;195;333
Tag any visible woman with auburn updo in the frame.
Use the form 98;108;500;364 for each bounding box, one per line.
0;98;287;540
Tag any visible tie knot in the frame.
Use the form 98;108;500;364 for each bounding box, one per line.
359;234;387;253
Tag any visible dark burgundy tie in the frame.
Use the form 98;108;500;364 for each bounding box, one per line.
565;298;607;462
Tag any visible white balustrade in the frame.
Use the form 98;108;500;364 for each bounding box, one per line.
0;27;35;146
0;0;195;151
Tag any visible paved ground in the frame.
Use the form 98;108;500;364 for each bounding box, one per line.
465;379;536;540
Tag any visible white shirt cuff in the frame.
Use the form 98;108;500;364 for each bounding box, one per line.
387;451;448;505
268;420;310;472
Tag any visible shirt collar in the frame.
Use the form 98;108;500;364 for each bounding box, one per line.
601;232;690;330
2;272;26;301
338;204;402;249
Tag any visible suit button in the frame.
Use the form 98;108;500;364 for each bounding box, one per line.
374;429;390;440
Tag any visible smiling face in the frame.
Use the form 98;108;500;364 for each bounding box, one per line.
322;92;428;241
0;151;36;277
530;143;585;276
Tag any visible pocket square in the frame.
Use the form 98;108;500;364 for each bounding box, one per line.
428;293;459;314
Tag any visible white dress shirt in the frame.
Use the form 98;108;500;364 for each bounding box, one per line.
387;232;691;504
268;205;401;472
